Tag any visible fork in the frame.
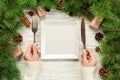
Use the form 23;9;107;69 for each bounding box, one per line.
32;18;38;43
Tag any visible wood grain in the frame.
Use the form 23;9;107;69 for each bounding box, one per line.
18;10;102;80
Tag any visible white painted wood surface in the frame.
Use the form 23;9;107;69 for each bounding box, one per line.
18;10;102;80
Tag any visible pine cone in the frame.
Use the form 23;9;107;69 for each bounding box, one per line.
57;4;62;10
12;33;23;43
27;11;34;16
95;46;101;52
45;7;50;12
83;5;90;14
95;32;104;41
68;11;74;17
99;68;109;77
57;0;64;10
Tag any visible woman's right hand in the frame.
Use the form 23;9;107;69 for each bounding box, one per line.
81;49;98;67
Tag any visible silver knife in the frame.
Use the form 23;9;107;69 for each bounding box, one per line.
81;18;86;49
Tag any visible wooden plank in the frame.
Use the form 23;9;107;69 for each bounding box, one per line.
18;9;101;80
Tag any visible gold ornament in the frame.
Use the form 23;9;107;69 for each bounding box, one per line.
14;45;23;58
21;15;31;27
90;16;104;30
36;6;46;18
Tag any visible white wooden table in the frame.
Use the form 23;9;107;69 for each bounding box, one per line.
18;10;102;80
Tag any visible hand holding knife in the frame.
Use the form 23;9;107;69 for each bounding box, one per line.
81;18;90;59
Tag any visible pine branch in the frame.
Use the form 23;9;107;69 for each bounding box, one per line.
0;0;120;80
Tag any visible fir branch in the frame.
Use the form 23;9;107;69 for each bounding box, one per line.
101;24;120;32
101;0;107;10
0;0;120;80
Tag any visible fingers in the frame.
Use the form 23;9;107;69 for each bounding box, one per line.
82;49;88;63
25;44;34;56
86;48;94;58
86;48;92;54
82;48;98;67
34;43;40;55
33;43;37;55
82;49;93;61
86;48;97;63
27;44;33;52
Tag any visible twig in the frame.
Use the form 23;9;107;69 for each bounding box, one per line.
102;0;107;10
102;24;120;31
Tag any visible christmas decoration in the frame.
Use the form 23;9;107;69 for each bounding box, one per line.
68;11;74;17
45;7;51;12
27;11;34;16
14;45;23;58
99;68;109;77
21;15;31;27
95;32;104;41
90;16;104;30
0;0;120;80
83;5;90;14
57;0;64;10
12;33;23;43
36;6;46;18
95;46;101;52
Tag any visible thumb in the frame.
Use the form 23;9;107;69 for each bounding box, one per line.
33;43;38;56
25;44;33;55
27;44;33;52
82;49;88;62
86;48;94;58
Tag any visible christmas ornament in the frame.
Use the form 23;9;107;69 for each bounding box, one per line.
90;16;104;30
57;0;64;10
21;15;31;27
27;11;34;16
95;32;104;41
12;33;23;43
36;6;46;18
1;0;120;80
95;46;101;52
99;68;109;77
45;7;50;12
83;5;90;14
68;11;74;17
13;45;23;58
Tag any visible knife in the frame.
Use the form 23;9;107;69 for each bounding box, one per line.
81;18;86;49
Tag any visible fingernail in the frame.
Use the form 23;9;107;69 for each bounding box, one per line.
83;49;86;52
32;44;36;48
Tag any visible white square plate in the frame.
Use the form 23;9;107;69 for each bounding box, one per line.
41;20;80;60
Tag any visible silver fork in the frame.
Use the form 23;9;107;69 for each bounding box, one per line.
32;18;38;43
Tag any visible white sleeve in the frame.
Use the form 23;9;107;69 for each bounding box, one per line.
81;66;96;80
23;61;41;80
